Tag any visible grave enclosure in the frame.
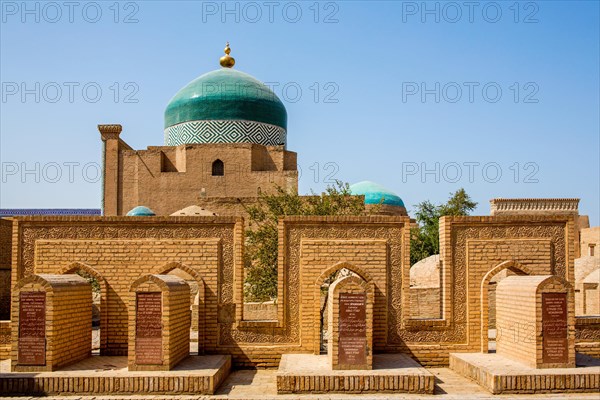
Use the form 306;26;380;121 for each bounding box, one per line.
0;213;595;396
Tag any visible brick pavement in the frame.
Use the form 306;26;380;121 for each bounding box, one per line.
2;366;599;399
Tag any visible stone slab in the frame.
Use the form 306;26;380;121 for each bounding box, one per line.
0;355;230;395
276;353;434;394
135;292;163;366
449;352;600;394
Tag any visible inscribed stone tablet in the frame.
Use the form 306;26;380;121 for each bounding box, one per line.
136;292;163;365
338;293;366;365
542;293;568;364
18;292;46;365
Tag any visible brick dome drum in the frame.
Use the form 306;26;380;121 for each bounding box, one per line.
164;69;287;147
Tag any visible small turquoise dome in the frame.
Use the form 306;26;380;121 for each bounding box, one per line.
349;181;405;207
126;206;156;216
164;68;287;147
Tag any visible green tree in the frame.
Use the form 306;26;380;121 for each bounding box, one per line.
410;188;477;265
244;181;367;302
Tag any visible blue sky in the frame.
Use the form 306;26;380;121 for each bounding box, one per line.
1;1;598;224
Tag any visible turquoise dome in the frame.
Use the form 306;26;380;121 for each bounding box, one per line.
126;206;156;216
349;181;405;207
164;68;287;147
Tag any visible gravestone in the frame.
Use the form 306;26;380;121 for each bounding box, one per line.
496;275;575;368
542;292;568;364
135;292;163;365
12;274;92;372
339;293;367;365
128;274;190;371
328;275;373;370
18;291;46;365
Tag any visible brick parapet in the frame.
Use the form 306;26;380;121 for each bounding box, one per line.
490;198;580;215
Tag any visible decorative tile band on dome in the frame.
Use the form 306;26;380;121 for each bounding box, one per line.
164;120;287;147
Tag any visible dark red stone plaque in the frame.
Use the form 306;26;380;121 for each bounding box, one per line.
338;293;366;365
135;292;163;365
18;292;46;365
542;292;568;364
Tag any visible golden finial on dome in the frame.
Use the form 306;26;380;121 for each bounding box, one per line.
219;42;235;68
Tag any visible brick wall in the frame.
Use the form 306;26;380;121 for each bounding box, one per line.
106;139;298;216
582;283;599;315
0;218;12;319
431;215;576;361
409;255;441;319
0;320;10;360
299;237;391;353
243;302;277;321
11;274;91;372
195;197;258;219
488;198;581;257
574;256;599;316
575;316;600;357
409;288;441;319
12;216;232;356
580;227;599;257
128;274;190;371
488;283;497;328
0;271;10;321
10;214;584;368
37;239;219;356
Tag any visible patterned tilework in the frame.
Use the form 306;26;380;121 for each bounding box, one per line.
0;209;101;217
164;120;287;147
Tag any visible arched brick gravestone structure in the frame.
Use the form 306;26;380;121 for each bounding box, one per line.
11;274;91;372
496;275;575;369
128;274;190;371
328;275;374;370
